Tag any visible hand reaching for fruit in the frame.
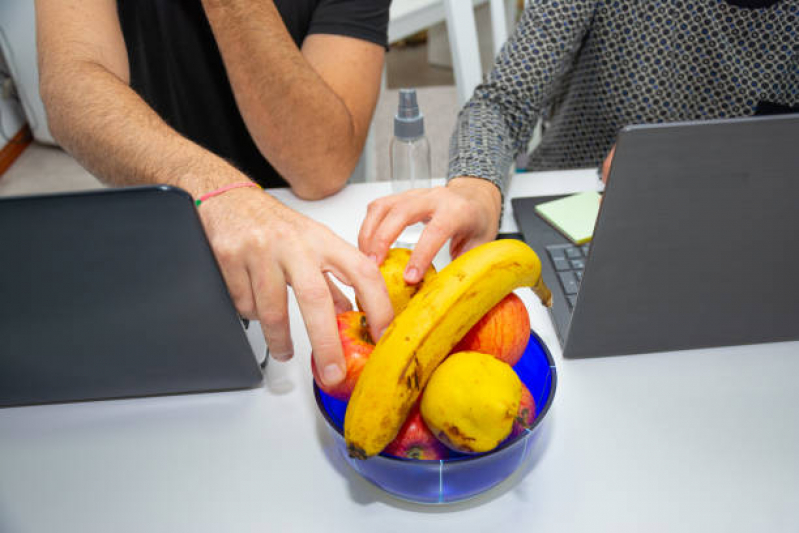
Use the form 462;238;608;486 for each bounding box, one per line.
311;311;374;401
356;248;436;316
313;241;549;460
340;240;550;459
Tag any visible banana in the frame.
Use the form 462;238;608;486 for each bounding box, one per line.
344;239;551;459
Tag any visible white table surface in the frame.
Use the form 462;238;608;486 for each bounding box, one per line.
1;169;798;533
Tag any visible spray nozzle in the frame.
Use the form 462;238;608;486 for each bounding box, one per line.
394;88;425;140
397;88;420;119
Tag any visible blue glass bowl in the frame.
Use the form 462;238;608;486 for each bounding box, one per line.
314;330;557;504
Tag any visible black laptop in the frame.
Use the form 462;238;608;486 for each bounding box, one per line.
0;186;264;407
513;114;799;358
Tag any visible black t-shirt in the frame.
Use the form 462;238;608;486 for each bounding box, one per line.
117;0;390;188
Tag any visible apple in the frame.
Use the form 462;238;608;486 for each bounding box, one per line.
311;311;374;401
453;292;530;366
383;401;449;460
509;383;536;439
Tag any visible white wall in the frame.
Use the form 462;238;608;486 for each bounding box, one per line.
0;51;27;149
0;0;54;145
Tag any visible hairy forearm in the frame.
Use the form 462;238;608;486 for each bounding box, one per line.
201;0;363;198
42;60;255;199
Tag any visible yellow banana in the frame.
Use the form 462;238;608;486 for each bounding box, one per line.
344;239;551;459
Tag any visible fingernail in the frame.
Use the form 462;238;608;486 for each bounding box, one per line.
324;364;345;386
271;350;294;362
369;254;378;264
405;267;419;283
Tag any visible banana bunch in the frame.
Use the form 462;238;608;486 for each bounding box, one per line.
344;239;551;459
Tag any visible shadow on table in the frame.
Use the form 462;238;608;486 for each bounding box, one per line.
313;406;556;512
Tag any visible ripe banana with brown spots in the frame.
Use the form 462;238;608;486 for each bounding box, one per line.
344;239;551;459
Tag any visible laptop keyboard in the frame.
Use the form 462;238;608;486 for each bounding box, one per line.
546;243;590;310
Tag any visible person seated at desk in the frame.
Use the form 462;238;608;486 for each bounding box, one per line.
359;0;799;279
35;0;394;388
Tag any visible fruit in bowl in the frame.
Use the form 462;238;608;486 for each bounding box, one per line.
345;240;551;460
313;240;557;504
383;400;450;460
453;292;531;366
311;311;374;401
357;247;437;317
510;383;536;439
313;329;556;504
421;351;521;454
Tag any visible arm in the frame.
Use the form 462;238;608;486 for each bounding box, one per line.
36;0;393;385
201;0;385;200
360;1;597;280
36;0;241;196
448;0;597;200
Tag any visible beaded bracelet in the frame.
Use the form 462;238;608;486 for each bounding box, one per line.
195;182;262;207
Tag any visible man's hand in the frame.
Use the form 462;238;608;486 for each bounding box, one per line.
358;177;502;284
198;187;394;386
601;145;616;185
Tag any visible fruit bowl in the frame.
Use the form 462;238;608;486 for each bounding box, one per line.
314;330;557;505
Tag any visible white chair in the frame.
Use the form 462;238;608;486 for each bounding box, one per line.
443;0;515;106
388;0;517;107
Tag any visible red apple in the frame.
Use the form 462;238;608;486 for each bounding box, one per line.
510;383;536;439
384;401;450;460
453;292;530;366
311;311;374;401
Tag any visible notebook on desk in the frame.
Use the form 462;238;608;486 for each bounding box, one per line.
513;114;799;358
0;186;264;407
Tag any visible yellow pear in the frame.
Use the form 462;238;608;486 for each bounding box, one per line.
420;351;521;453
359;247;436;317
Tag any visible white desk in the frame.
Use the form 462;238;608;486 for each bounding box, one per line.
1;170;798;533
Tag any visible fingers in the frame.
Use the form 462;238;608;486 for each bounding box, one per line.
213;242;258;319
601;145;616;185
250;262;294;362
449;232;489;261
326;243;394;343
449;234;468;260
367;197;437;264
359;195;399;263
404;218;454;283
359;189;429;264
326;275;353;315
287;263;346;387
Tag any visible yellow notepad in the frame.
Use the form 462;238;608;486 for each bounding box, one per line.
534;191;601;245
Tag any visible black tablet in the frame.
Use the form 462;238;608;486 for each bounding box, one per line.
0;186;263;407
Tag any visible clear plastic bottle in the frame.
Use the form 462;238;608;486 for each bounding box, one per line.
391;88;431;247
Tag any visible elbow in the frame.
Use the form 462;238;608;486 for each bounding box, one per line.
289;150;360;200
291;173;349;200
38;75;68;147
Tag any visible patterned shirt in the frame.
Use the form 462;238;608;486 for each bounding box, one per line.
448;0;799;198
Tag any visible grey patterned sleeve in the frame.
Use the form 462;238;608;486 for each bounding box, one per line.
447;0;598;199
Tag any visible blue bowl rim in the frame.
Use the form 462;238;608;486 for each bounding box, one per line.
313;328;558;464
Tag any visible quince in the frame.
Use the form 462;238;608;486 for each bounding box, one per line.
360;247;436;317
420;351;521;453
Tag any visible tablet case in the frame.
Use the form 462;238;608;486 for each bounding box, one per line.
0;186;263;407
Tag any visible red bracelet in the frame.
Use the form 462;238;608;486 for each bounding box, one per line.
195;182;262;207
